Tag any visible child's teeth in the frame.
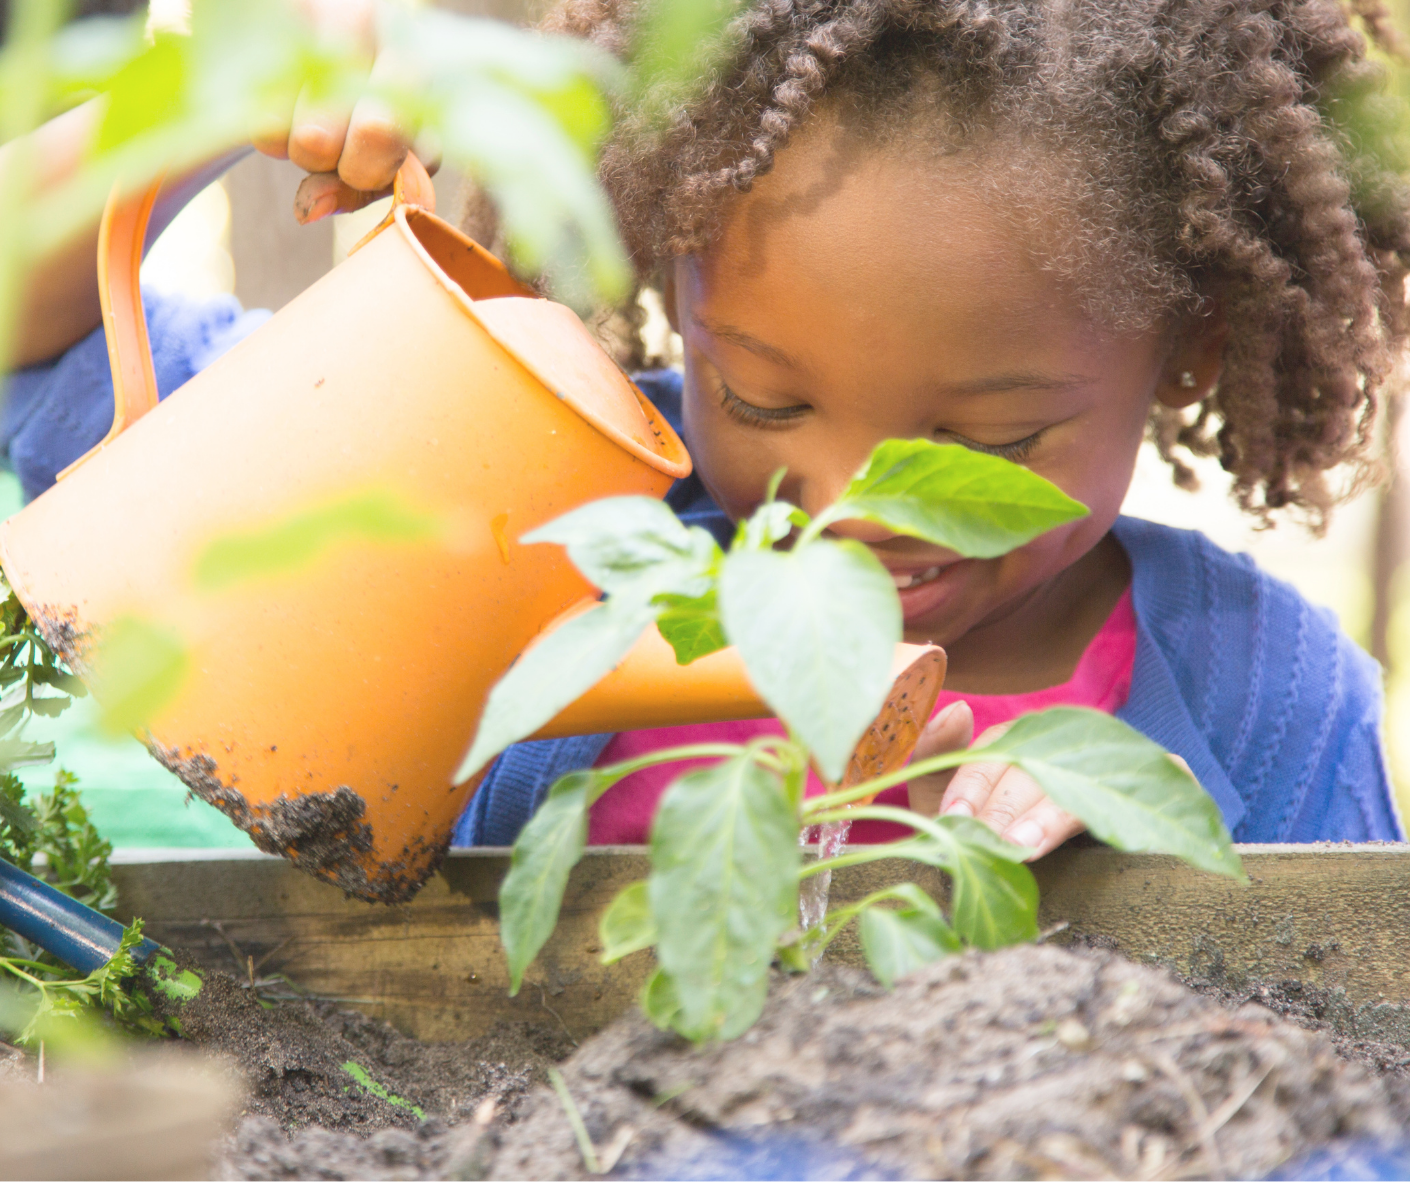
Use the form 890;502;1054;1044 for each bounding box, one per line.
892;567;943;590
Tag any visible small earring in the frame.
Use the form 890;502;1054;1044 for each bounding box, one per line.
1178;371;1197;389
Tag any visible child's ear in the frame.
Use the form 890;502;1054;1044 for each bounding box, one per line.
1156;305;1228;410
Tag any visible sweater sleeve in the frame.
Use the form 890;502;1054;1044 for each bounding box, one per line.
0;290;269;503
1115;517;1404;845
452;734;614;847
1283;645;1403;842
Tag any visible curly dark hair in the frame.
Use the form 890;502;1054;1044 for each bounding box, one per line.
521;0;1410;527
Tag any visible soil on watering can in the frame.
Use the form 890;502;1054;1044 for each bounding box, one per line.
209;943;1410;1181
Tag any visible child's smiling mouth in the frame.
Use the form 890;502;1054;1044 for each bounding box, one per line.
889;566;943;590
882;558;972;625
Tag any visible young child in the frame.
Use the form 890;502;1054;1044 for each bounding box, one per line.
454;0;1410;856
10;0;1407;859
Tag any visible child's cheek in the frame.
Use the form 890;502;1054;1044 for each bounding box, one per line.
679;377;783;521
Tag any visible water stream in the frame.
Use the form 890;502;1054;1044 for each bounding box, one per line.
798;818;853;937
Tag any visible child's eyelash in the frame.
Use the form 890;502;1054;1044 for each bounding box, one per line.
938;429;1047;461
719;383;809;428
717;381;1045;459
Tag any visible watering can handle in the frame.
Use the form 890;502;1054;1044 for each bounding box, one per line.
55;153;437;483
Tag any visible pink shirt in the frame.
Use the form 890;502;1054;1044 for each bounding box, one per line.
589;588;1138;845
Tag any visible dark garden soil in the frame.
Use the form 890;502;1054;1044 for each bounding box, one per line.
199;943;1410;1181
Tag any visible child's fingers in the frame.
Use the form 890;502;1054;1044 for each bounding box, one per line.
936;719;1013;817
262;0;377;166
946;760;1041;829
337;96;410;194
334;48;423;193
293;172;384;224
252;123;294;161
906;701;974;817
1000;800;1085;862
288;96;356;177
912;700;974;762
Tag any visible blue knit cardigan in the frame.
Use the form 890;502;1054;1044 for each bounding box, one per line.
456;371;1404;848
8;308;1399;848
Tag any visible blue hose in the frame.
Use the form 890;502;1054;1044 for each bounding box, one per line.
0;857;161;974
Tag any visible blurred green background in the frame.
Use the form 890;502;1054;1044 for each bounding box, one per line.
0;470;254;850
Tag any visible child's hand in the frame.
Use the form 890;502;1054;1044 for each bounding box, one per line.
906;703;1086;861
252;0;432;224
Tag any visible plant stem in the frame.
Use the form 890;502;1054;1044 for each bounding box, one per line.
0;956;61;972
803;748;982;815
595;742;747;782
793;504;842;549
0;959;50;989
548;1066;601;1174
798;838;931;879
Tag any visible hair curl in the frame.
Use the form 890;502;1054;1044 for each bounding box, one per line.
531;0;1410;527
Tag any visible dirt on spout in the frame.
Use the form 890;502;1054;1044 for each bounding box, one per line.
150;746;446;903
487;945;1410;1181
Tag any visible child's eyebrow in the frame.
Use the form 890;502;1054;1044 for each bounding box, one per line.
691;316;803;371
932;373;1095;396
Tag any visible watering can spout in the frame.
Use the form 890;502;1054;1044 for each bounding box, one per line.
531;608;944;746
0;159;946;906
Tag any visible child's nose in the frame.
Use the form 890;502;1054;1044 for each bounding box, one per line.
793;471;901;544
819;516;900;545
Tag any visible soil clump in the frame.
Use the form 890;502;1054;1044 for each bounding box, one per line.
488;945;1410;1181
210;943;1410;1180
1184;973;1410;1077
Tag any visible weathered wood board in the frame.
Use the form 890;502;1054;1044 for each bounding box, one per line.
111;843;1410;1043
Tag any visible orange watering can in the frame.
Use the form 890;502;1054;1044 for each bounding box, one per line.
0;158;945;903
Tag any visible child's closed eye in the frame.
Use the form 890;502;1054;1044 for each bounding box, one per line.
718;382;810;428
935;427;1047;462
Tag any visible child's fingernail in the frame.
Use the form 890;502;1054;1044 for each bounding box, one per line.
297;192;338;224
1006;820;1043;849
925;701;963;732
943;799;973;817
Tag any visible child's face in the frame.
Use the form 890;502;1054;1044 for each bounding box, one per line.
667;125;1211;648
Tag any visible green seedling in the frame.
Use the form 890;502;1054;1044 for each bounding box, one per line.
0;582;179;1043
468;437;1245;1042
342;1061;428;1121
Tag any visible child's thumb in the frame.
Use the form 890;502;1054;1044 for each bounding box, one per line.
912;699;974;763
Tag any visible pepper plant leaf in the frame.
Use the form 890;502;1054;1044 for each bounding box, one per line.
499;771;599;993
893;815;1040;948
599;880;657;963
718;539;898;781
461;497;726;779
734;499;803;551
817;439;1088;558
858;885;962;988
457;595;656;782
640;967;683;1031
654;589;727;664
970;707;1244;880
648;751;798;1041
946;839;1041;949
523;496;718;596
